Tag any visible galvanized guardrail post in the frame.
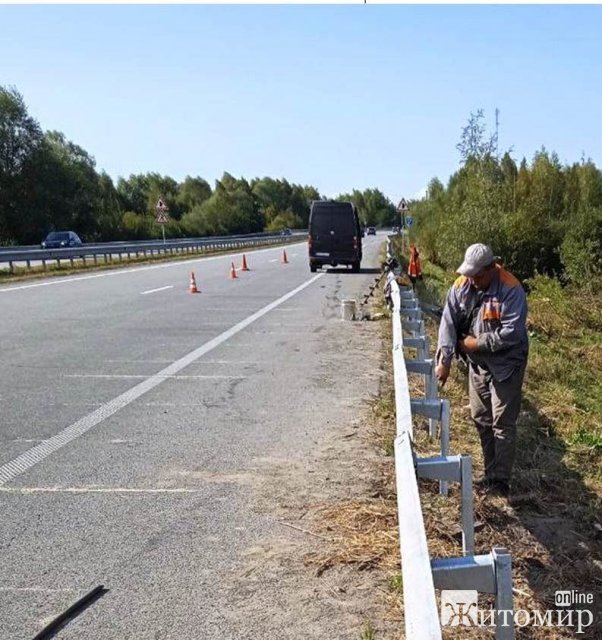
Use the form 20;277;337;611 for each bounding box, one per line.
431;547;514;639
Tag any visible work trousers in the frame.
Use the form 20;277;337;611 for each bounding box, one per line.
468;361;527;483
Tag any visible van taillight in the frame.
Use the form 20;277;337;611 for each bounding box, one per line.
353;236;358;250
308;235;313;249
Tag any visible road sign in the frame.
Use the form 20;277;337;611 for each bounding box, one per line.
397;198;409;212
406;216;414;227
155;198;169;213
155;198;170;226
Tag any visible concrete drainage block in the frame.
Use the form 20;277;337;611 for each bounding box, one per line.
341;299;357;321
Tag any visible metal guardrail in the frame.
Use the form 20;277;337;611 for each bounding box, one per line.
385;238;514;639
0;231;305;273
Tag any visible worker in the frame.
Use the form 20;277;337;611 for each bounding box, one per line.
435;243;529;497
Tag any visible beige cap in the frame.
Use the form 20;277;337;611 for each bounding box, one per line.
457;243;496;277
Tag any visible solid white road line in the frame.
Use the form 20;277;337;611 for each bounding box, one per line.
62;374;246;380
0;273;324;486
0;588;79;593
140;285;173;295
0;487;203;494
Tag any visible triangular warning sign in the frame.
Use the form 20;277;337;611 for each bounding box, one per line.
397;198;409;212
156;212;169;224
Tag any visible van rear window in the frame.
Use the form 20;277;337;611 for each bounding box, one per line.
311;204;356;234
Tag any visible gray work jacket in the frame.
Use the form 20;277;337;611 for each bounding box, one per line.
436;266;529;381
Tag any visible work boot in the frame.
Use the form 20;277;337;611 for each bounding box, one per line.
474;476;493;490
487;480;510;497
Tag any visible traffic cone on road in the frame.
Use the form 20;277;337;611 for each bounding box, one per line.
189;272;199;294
282;249;289;264
229;262;238;279
241;254;250;271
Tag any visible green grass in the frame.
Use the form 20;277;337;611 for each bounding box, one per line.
359;620;377;640
387;573;403;595
567;426;602;451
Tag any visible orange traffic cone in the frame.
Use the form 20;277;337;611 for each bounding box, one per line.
282;249;289;264
241;254;250;271
229;262;238;279
189;272;199;294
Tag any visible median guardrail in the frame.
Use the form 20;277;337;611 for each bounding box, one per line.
0;231;305;273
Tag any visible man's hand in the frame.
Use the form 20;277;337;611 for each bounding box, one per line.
435;363;451;386
458;336;479;353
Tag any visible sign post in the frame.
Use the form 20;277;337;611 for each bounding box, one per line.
397;198;409;254
155;198;170;245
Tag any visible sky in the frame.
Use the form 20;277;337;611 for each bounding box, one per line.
1;5;601;204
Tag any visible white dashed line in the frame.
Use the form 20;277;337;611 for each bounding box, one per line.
140;285;173;295
62;374;247;380
0;273;324;486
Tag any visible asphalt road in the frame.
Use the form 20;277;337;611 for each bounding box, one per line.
0;237;386;639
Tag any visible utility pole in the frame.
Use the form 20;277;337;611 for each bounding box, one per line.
495;108;500;159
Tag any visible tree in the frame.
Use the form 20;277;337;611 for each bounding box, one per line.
182;172;263;236
0;86;44;242
560;206;602;285
456;109;497;164
577;160;602;209
116;174;151;215
17;130;106;242
335;188;396;226
95;172;123;240
0;86;42;177
177;176;211;213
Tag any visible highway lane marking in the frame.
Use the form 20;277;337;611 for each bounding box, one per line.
0;487;203;494
0;273;324;486
191;360;259;363
62;374;247;380
140;285;173;295
104;359;174;364
0;241;307;293
220;342;255;347
140;402;209;407
268;259;278;263
0;588;79;593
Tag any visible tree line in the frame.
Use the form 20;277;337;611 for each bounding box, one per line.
0;86;398;246
409;110;602;287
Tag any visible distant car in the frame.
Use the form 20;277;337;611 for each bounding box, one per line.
41;231;83;249
367;226;376;235
280;228;292;236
